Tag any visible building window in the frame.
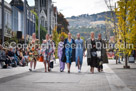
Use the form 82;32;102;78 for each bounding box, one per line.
41;16;45;27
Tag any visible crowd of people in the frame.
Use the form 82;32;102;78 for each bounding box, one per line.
0;32;108;74
0;46;29;69
60;32;108;73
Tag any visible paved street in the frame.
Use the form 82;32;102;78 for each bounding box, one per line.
0;58;136;91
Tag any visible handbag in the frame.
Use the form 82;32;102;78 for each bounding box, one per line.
50;60;54;68
96;51;101;58
39;55;44;62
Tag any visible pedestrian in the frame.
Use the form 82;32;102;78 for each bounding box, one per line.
61;32;75;73
42;34;52;72
96;33;108;72
75;33;85;73
29;33;39;71
86;32;98;74
58;36;65;72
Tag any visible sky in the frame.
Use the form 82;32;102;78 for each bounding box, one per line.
5;0;119;17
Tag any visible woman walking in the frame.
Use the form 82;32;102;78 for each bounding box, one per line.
86;32;98;74
42;34;52;72
75;33;85;73
58;36;65;72
29;33;39;71
61;32;75;73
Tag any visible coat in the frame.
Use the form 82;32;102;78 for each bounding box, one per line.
86;38;92;58
96;39;108;63
86;38;95;65
61;38;76;62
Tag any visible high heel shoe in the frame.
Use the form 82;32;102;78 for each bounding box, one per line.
68;70;70;73
48;69;51;72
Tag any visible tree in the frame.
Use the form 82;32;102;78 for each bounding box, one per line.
104;0;119;64
127;0;136;49
57;13;69;34
52;26;68;58
115;0;136;68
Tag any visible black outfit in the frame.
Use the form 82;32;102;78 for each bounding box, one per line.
96;39;103;70
88;39;98;67
8;51;14;57
7;50;17;67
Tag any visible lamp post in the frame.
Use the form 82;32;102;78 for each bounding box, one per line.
1;0;4;44
38;0;40;41
55;7;57;28
24;0;27;44
47;0;52;34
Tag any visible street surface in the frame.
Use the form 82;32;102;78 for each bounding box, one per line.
0;58;136;91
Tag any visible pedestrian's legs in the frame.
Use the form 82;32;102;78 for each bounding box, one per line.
44;61;47;72
34;58;37;69
90;67;92;73
30;60;33;68
60;59;65;72
67;63;70;73
62;62;65;70
47;60;50;72
92;67;94;73
98;67;100;72
59;58;62;70
5;59;9;67
78;57;80;70
29;59;33;71
101;64;103;71
90;66;94;74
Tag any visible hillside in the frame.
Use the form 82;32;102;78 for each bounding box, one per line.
67;11;115;40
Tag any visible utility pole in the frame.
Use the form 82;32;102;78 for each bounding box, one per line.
47;0;51;34
1;0;4;44
56;7;57;28
24;0;27;44
38;0;40;41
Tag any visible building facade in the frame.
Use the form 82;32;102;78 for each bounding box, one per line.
26;1;35;36
35;0;57;34
0;0;12;39
10;0;35;36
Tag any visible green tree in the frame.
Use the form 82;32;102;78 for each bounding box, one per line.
57;13;69;34
52;26;68;58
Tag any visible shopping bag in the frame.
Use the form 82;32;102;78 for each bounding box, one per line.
50;60;54;68
39;56;44;62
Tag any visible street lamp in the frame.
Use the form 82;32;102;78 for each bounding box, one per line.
47;0;51;34
38;0;40;41
1;0;4;44
24;0;27;44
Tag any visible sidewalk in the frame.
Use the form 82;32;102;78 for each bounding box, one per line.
108;59;136;91
0;58;136;91
0;59;60;79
